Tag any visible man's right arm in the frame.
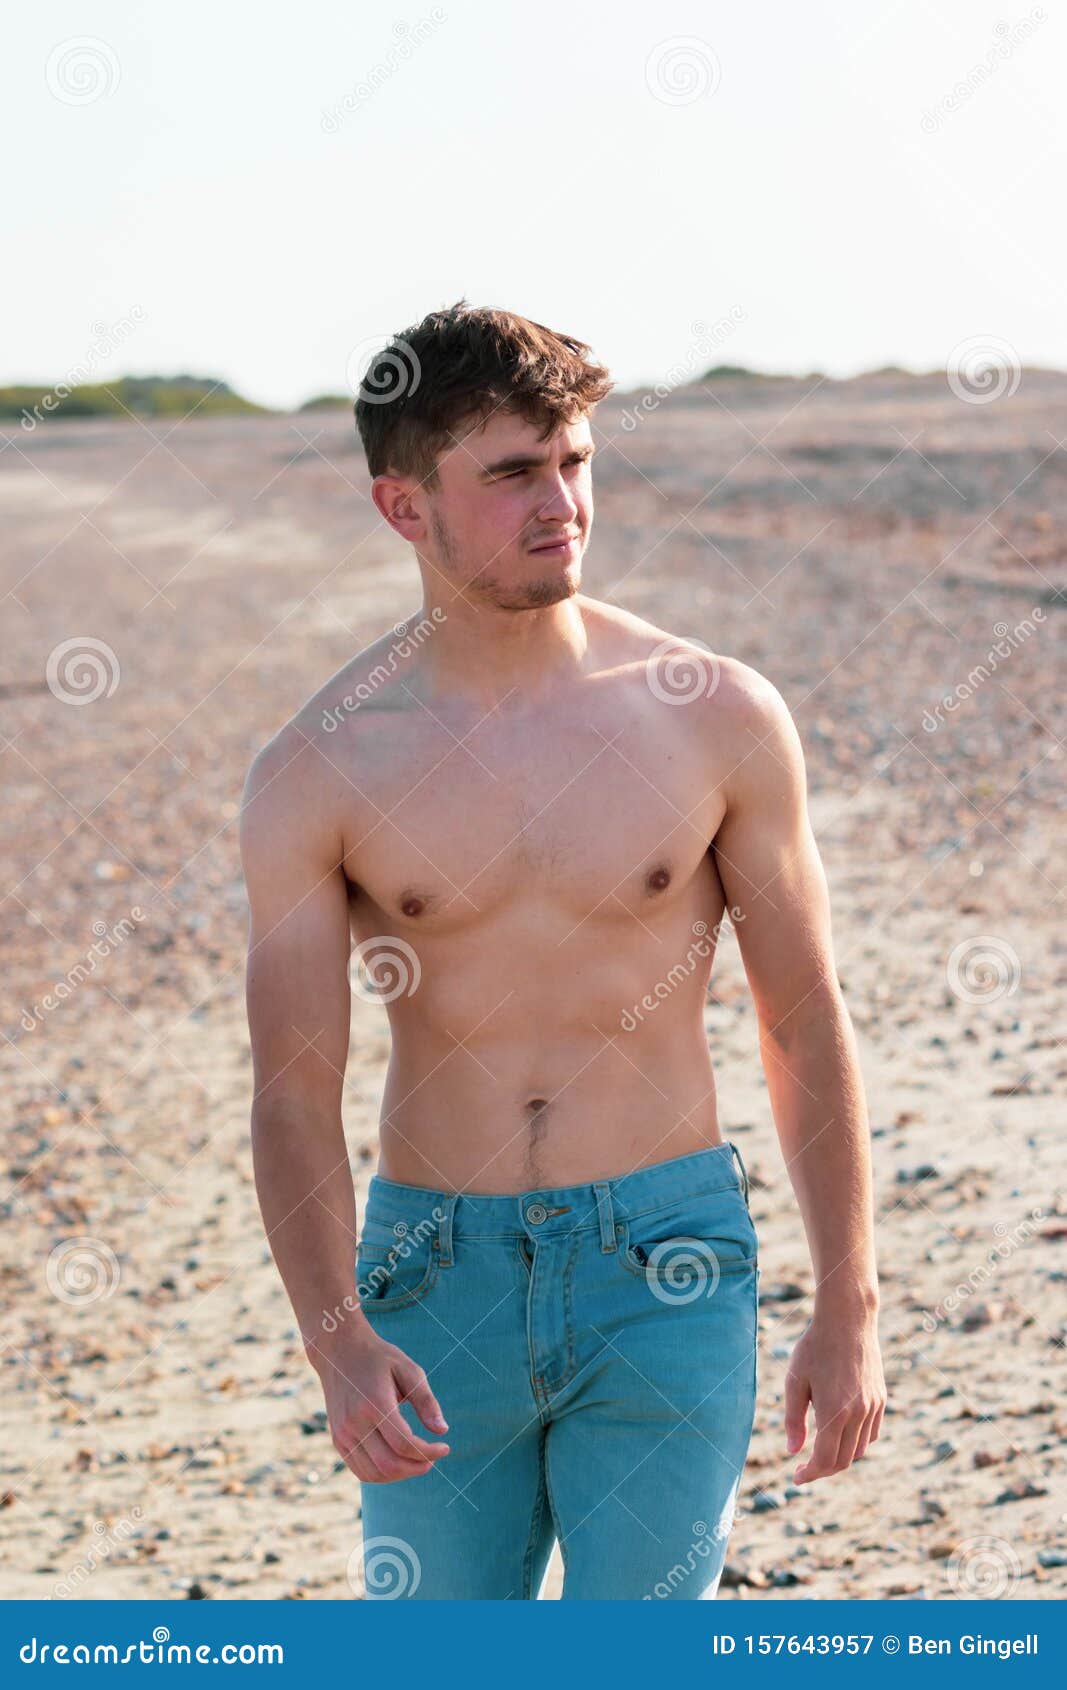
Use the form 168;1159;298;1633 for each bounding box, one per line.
239;725;449;1482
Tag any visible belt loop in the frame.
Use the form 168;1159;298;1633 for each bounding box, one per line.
594;1181;616;1253
435;1194;458;1267
729;1140;750;1205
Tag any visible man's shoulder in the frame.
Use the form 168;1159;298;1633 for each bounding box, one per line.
245;618;427;784
241;624;422;858
580;596;786;723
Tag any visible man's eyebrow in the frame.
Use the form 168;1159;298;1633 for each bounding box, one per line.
479;443;596;477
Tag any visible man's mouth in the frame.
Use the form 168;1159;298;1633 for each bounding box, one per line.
529;533;580;554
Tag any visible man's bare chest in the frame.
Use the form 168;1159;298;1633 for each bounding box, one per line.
339;706;726;935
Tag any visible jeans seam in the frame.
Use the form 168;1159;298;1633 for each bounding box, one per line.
752;1265;760;1396
619;1179;742;1226
541;1236;579;1392
543;1430;567;1578
521;1432;549;1599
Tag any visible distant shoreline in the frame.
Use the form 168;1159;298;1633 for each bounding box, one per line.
7;364;1066;428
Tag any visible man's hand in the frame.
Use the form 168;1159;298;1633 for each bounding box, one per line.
784;1310;886;1484
313;1329;451;1484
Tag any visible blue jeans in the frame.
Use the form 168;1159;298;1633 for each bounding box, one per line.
354;1141;759;1599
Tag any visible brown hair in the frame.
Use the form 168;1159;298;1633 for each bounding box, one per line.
353;299;614;488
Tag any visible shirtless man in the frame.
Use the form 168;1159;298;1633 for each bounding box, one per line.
240;301;886;1600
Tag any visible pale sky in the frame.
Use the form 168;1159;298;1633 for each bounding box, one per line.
5;0;1064;409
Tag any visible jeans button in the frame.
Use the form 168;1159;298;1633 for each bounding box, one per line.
526;1202;547;1225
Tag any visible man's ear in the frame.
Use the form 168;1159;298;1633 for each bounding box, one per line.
371;474;426;542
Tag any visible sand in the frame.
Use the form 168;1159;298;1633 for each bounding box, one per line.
1;371;1063;1599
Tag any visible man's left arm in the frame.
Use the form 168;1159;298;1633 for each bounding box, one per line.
710;666;886;1484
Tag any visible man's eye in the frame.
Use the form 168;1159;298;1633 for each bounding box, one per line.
496;459;587;481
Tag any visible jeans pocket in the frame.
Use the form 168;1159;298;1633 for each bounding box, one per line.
618;1186;758;1296
356;1219;439;1311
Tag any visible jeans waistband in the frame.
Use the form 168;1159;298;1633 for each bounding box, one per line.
362;1140;751;1263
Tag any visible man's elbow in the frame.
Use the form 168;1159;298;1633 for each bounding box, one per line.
754;978;848;1049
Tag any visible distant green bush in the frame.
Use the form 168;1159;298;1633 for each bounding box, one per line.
699;364;767;381
298;393;352;412
0;375;269;423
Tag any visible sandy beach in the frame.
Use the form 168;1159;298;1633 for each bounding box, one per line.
1;371;1063;1599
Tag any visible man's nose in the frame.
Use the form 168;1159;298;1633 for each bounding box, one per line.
537;475;580;522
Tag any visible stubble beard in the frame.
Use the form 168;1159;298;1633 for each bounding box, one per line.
429;508;582;613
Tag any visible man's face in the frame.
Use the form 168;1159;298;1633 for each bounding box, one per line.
419;409;595;611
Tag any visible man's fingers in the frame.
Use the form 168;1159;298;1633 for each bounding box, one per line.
393;1354;449;1434
783;1370;811;1456
377;1402;450;1465
360;1426;433;1482
794;1418;843;1484
331;1397;444;1480
334;1429;388;1484
852;1403;880;1463
833;1412;864;1474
